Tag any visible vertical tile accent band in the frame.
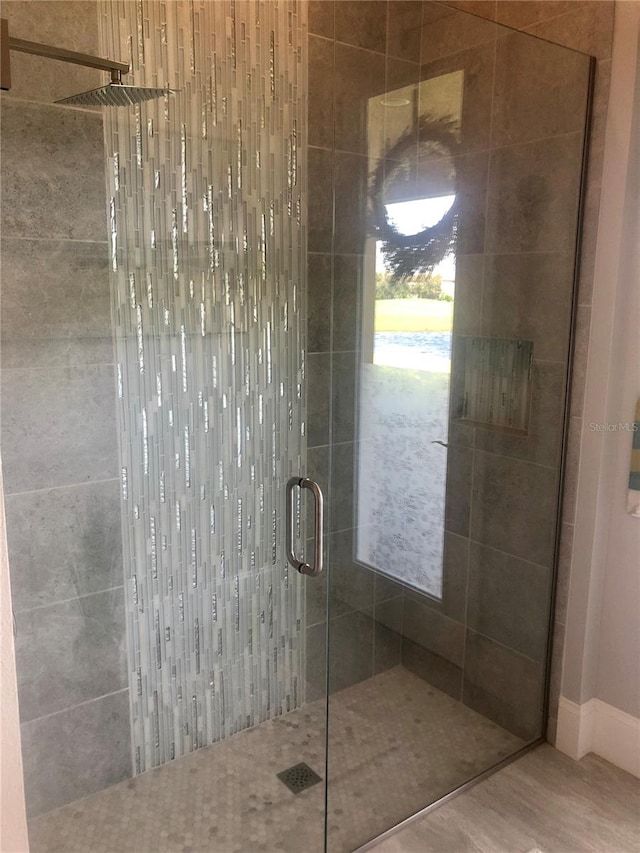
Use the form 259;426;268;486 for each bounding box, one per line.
99;0;307;772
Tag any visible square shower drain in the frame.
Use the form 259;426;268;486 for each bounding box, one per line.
277;762;322;794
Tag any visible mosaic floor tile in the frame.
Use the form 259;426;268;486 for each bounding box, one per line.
29;667;523;853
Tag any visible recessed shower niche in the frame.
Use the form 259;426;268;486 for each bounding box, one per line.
0;1;593;850
457;337;534;433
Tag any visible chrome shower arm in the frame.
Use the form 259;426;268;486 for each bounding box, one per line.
6;30;129;80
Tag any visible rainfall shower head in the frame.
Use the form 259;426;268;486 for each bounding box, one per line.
1;21;175;108
56;82;174;108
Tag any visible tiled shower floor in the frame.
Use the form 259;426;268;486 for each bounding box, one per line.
28;667;524;853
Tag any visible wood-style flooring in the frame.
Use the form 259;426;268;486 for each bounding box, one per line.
370;744;640;853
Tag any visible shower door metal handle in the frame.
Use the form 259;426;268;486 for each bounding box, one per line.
286;476;324;577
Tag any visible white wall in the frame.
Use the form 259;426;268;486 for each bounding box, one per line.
0;463;29;852
595;25;640;717
558;1;640;775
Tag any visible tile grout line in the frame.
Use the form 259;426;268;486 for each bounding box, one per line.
0;235;109;245
4;477;120;499
21;687;129;728
14;584;125;616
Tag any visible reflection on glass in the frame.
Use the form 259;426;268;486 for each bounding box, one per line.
356;74;463;598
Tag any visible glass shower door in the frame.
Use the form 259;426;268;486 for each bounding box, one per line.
312;3;593;850
2;1;329;851
99;1;329;849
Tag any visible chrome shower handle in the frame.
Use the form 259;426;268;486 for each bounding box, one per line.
286;476;324;577
301;477;324;577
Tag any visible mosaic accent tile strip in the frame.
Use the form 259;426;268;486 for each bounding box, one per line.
98;0;308;773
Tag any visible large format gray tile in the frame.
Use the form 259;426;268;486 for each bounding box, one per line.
1;238;112;368
402;596;465;667
386;56;420;91
20;689;131;818
334;43;386;154
449;332;470;423
421;4;498;64
454;151;489;256
421;40;495;156
334;152;368;254
306;547;329;627
452;255;483;337
448;417;475;451
306;352;331;447
439;531;469;623
332;254;361;352
481;252;574;363
308;147;334;253
307;253;332;354
308;0;335;38
491;30;590;148
466;541;551;662
309;35;334;150
5;479;123;612
0;364;118;494
306;444;330;536
328;610;374;692
330;441;356;532
334;1;387;54
404;531;469;623
463;629;544;740
0;100;106;241
329;528;374;617
305;621;328;701
1;0;101;104
387;1;423;63
402;637;462;700
444;443;473;537
374;571;405;604
15;587;127;722
305;450;330;584
523;1;614;62
373;597;403;674
443;0;498;20
331;350;357;444
493;0;592;30
470;450;558;567
485;133;584;255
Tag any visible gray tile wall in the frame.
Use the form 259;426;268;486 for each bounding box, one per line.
306;1;419;694
401;2;593;742
308;0;601;745
428;0;615;750
0;1;131;818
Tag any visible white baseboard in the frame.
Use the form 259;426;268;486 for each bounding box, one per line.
556;696;640;778
555;697;595;760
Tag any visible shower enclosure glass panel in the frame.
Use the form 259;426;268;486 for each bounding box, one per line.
1;1;325;850
314;3;592;850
